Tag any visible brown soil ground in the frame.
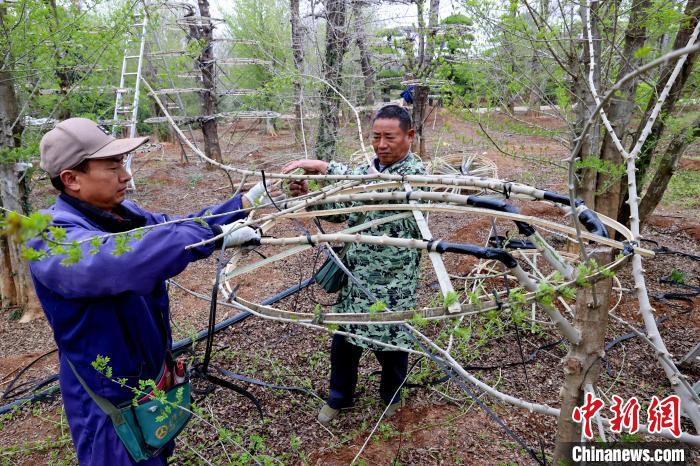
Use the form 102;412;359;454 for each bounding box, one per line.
1;108;699;465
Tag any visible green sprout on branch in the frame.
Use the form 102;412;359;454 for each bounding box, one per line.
91;355;113;379
442;290;460;307
369;300;387;315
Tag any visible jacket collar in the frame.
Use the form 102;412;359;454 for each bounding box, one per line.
58;193;147;233
372;152;413;173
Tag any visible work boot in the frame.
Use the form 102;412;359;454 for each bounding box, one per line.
385;401;401;418
318;403;340;425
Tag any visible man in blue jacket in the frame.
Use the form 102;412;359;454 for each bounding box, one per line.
27;118;271;465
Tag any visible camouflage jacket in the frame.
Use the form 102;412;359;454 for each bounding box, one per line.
312;153;426;350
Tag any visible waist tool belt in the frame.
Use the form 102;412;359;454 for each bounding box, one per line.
67;357;192;462
314;245;349;293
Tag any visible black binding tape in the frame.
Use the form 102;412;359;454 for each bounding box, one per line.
304;232;315;246
466;196;536;237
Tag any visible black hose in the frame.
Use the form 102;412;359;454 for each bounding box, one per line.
0;278;317;415
430;240;519;268
465;196;536;236
542;191;609;238
1;349;57;400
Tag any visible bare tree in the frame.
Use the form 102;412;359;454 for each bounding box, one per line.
617;0;700;224
352;0;374;108
573;0;601;208
526;0;550;114
188;0;223;166
45;0;72;120
593;0;650;222
500;2;520;114
290;0;305;144
411;0;440;157
315;0;350;161
0;8;41;321
638;116;699;224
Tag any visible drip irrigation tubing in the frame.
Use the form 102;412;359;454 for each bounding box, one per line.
602;316;670;377
0;278;316;415
641;239;700;262
1;349;57;400
370;338;564;389
639;239;699;312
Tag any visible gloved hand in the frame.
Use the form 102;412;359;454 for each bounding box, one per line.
243;182;286;207
219;221;261;248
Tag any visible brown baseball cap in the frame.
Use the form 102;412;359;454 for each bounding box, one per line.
40;118;149;178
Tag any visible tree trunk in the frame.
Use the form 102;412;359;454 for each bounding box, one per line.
0;237;16;309
423;0;440;72
46;0;72;120
0;164;42;322
553;248;613;462
412;85;429;157
501;1;519;113
526;57;544;114
638;117;700;224
193;0;222;167
415;0;426;70
0;6;42;322
619;0;700;223
410;0;439;158
265;118;278;137
314;0;349;161
290;0;305;145
593;0;649;223
573;0;601;208
352;0;374;108
527;0;550;114
142;39;166;143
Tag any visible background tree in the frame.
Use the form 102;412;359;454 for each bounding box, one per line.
378;6;475;156
410;0;440;157
315;0;350;161
290;0;306;142
224;0;294;137
462;0;699;227
352;0;375;110
187;0;223;165
0;0;131;321
617;0;700;225
0;4;39;320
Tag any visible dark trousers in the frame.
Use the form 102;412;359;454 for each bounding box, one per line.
327;334;408;409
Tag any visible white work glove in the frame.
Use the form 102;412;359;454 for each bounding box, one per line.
219;221;261;248
244;182;286;207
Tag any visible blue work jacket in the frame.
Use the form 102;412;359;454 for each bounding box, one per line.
28;193;246;465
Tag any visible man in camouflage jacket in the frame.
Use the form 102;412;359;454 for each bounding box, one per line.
283;105;425;425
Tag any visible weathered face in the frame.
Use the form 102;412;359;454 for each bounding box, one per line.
371;118;414;167
61;156;131;212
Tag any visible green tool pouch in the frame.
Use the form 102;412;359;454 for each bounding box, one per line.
67;359;192;462
314;246;348;293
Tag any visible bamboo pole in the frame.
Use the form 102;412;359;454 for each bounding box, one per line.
228;248;628;326
278;203;653;257
403;182;461;313
222;212;412;282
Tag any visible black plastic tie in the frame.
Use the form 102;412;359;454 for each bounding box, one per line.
304;232;315;246
621;240;637;256
492;290;503;310
502;182;512;199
